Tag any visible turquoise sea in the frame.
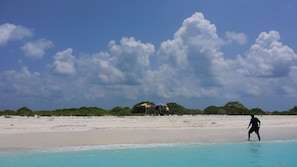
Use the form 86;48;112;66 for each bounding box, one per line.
1;140;296;167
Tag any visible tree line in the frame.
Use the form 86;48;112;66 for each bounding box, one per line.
1;101;297;117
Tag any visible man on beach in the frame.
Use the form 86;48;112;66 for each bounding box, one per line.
247;115;261;141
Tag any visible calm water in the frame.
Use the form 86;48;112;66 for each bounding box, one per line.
1;140;296;167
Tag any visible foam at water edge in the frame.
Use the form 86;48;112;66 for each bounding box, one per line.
2;139;296;154
38;143;186;153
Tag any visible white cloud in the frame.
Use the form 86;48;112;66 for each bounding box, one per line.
77;37;155;85
52;48;76;76
78;52;125;84
108;37;155;84
1;13;297;111
0;65;74;109
159;12;224;68
156;12;228;98
227;30;297;99
225;31;248;45
284;66;297;97
236;30;297;77
21;39;53;58
0;23;32;46
27;37;156;103
0;66;45;97
156;14;297;102
289;66;297;84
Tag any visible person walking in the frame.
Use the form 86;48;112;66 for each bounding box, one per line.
247;115;261;141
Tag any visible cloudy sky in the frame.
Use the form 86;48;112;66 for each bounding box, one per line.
1;0;297;111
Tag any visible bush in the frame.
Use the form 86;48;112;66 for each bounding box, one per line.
204;106;220;114
223;101;249;115
0;109;16;116
288;106;297;115
16;107;34;117
167;102;187;115
109;106;132;116
35;110;52;116
184;109;203;115
250;108;265;115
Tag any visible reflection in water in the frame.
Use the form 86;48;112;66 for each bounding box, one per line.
248;142;262;165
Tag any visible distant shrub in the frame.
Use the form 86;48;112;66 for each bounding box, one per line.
109;106;132;116
2;101;296;116
204;106;220;115
17;107;34;117
0;110;16;116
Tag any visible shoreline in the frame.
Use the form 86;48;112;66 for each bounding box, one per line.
1;115;297;148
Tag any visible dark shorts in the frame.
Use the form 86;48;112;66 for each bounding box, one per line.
249;127;259;134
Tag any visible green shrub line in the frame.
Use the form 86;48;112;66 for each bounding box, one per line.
1;101;296;117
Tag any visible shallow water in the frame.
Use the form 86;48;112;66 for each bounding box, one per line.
1;140;296;167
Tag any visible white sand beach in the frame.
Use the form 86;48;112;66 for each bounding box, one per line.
0;115;297;148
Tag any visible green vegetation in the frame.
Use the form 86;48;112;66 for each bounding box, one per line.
0;101;296;117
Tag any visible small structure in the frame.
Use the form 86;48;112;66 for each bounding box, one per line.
139;103;153;114
155;103;166;115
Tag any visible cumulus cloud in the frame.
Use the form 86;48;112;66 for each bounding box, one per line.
289;66;297;84
54;37;154;101
52;48;76;76
0;66;43;97
77;52;125;85
0;23;32;46
156;12;228;98
236;30;297;78
225;31;248;45
2;13;297;110
77;37;155;85
0;66;68;110
21;39;53;58
159;12;224;69
155;13;297;101
225;30;297;99
108;37;155;84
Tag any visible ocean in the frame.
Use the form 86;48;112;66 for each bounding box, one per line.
1;140;296;167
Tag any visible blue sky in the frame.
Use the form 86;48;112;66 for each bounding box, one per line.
1;0;297;111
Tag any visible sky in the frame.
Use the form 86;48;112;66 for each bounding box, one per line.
0;0;297;111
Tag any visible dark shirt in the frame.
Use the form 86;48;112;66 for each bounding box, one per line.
250;117;260;128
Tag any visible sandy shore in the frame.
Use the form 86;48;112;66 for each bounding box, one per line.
0;115;297;148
